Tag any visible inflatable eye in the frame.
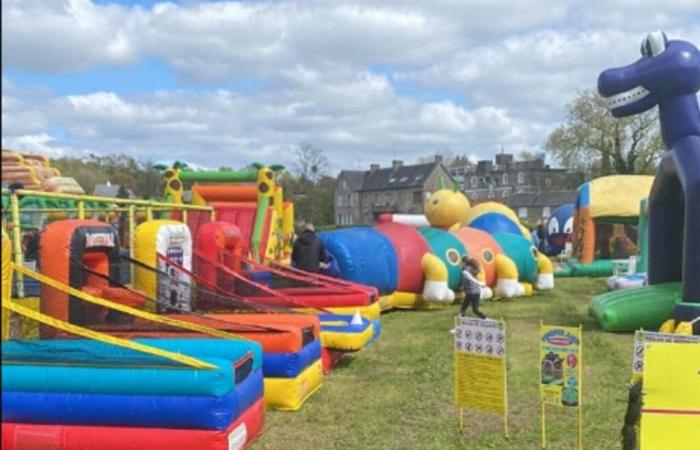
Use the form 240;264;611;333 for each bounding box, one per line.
646;30;667;57
446;249;461;266
432;199;439;205
547;217;559;235
164;169;175;179
482;249;494;263
563;217;574;234
531;246;539;259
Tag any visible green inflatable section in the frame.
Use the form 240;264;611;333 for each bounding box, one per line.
492;232;538;283
589;282;681;331
419;227;466;290
555;259;613;277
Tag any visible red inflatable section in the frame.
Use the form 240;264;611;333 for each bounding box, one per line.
1;398;264;450
374;222;429;293
195;221;243;294
451;227;503;287
210;202;272;260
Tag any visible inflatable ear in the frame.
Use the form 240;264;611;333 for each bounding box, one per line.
251;162;264;170
269;164;285;172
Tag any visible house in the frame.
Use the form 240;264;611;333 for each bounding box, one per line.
93;183;135;199
451;152;584;204
335;156;455;225
506;190;577;227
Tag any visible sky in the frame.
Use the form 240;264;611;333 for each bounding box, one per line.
2;0;699;173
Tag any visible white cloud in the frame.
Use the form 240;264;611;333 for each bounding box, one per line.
2;1;699;172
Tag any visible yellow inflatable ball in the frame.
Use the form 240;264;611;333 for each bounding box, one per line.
424;189;470;229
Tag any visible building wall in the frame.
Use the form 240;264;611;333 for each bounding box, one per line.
334;175;362;226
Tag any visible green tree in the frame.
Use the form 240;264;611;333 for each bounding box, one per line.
545;90;663;177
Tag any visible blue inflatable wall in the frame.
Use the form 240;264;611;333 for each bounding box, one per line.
470;213;522;236
319;227;398;295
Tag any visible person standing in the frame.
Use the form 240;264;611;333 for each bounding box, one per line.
459;257;487;319
536;221;546;253
291;222;328;273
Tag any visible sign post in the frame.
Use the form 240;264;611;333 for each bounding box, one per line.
454;316;508;437
539;321;583;449
631;330;699;381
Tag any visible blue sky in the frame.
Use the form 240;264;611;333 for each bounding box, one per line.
2;0;699;171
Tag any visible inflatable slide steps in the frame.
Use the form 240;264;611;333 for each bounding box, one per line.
102;313;325;411
1;338;265;450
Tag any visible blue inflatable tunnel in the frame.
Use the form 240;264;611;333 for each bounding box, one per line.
319;227;398;295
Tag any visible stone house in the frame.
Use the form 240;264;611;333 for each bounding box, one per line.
335;156;455;225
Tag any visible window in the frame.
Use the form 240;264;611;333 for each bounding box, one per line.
347;195;352;206
347;213;353;225
517;172;525;184
488;191;495;199
518;207;528;218
400;176;408;182
413;191;423;204
337;214;342;225
388;178;396;183
545;177;552;186
470;176;478;188
502;173;509;185
336;195;344;206
342;180;347;189
542;206;551;218
502;189;509;198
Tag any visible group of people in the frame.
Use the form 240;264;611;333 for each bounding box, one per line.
291;220;488;320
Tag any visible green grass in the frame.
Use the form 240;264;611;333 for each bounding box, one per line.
253;278;634;450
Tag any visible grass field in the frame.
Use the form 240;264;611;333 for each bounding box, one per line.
253;278;635;450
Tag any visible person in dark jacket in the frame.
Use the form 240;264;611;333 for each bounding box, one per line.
460;257;487;319
291;222;328;273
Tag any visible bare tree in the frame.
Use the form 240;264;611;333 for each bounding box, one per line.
294;142;329;183
545;90;663;177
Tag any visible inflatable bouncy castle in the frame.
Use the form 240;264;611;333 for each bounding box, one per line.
1;229;267;450
321;186;555;308
590;31;700;335
544;203;574;256
159;162;293;263
558;175;653;277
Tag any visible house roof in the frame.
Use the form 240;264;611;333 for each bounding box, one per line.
360;163;441;192
338;170;366;191
506;190;576;208
93;184;134;198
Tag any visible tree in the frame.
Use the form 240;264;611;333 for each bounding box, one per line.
293;142;329;183
545;90;663;177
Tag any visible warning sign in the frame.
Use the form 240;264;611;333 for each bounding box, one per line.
539;325;581;408
454;317;507;417
631;330;699;380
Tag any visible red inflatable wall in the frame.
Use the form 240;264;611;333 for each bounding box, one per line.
374;222;429;293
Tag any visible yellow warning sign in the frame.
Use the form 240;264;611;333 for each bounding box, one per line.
454;317;508;435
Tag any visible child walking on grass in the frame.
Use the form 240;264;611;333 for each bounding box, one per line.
460;256;487;319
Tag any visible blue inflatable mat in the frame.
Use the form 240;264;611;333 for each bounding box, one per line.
263;338;321;378
2;338;263;371
2;369;263;430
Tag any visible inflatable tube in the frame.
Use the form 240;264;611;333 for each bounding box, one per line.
589;282;681;331
2;369;263;430
570;260;614;277
193;185;258;203
1;397;265;450
419;227;465;289
263;339;321;378
2;338;262;372
492;233;539;283
374;222;430;293
319;313;374;351
300;301;381;321
470;213;522;236
264;359;323;410
319;227;398;294
2;356;234;397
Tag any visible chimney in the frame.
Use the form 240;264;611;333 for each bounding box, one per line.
391;160;404;171
434;155;443;164
370;163;380;172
